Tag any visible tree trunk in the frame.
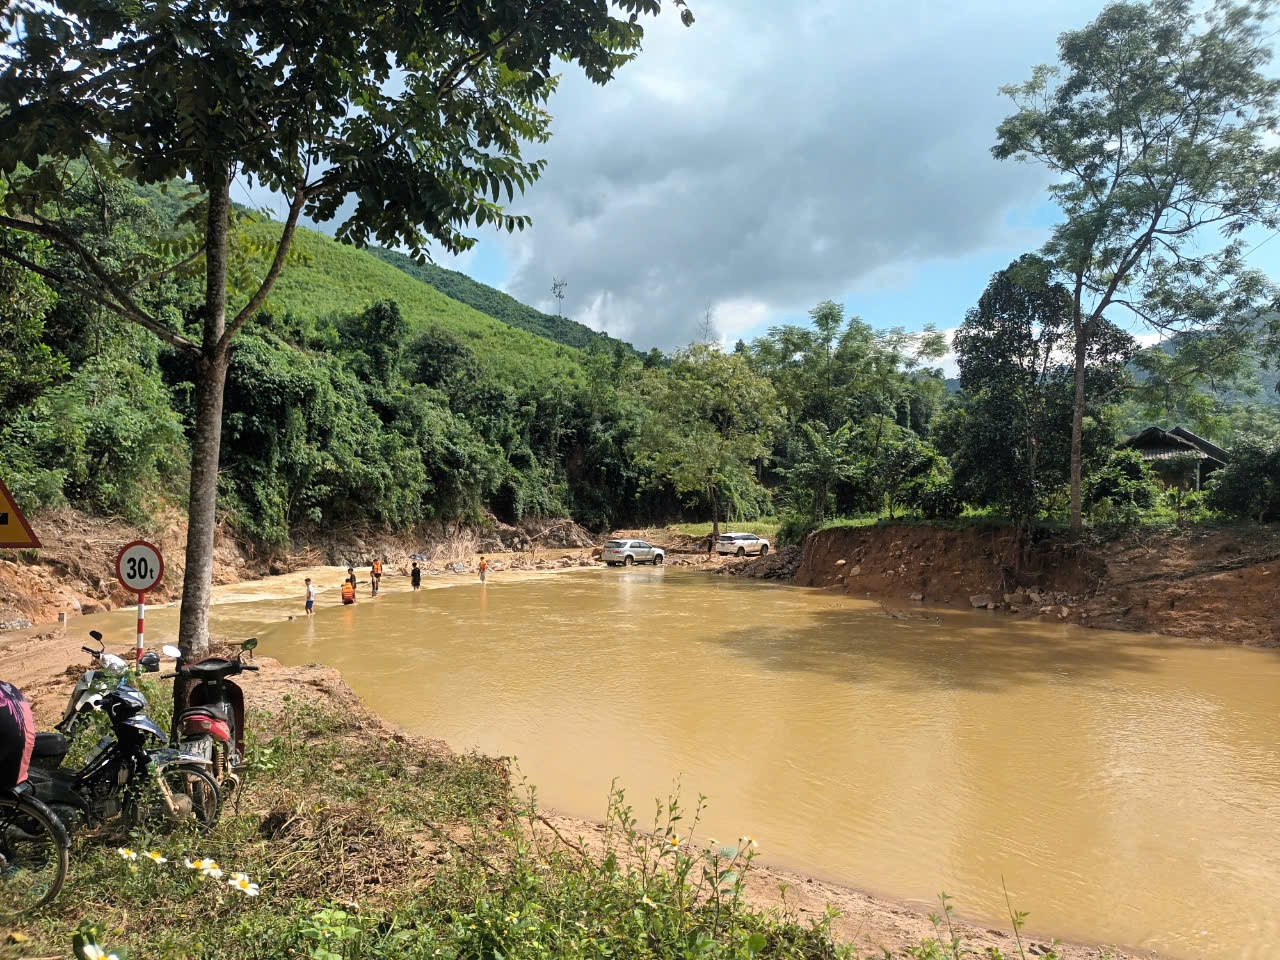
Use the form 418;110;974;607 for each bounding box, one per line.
1068;320;1088;535
708;475;718;554
178;170;231;659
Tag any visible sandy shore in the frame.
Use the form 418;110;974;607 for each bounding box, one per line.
2;565;1148;960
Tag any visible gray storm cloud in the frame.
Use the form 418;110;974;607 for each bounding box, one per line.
493;0;1093;349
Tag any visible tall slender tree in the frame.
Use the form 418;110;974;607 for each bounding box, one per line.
993;0;1280;533
0;0;691;655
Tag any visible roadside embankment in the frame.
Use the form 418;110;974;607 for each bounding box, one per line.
0;507;600;633
2;637;1147;960
787;522;1280;646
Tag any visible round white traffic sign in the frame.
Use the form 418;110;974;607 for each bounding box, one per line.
115;540;164;594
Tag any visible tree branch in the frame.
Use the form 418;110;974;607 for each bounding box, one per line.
0;242;203;355
219;186;307;350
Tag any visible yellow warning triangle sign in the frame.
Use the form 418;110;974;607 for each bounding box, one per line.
0;477;40;549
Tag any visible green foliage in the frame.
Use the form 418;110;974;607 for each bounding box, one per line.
370;245;634;354
0;353;183;518
638;344;780;529
775;509;818;548
939;256;1126;525
249;224;589;389
1085;449;1165;530
993;0;1280;531
781;421;859;524
1208;436;1280;523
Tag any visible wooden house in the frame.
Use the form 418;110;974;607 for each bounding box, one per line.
1116;426;1229;490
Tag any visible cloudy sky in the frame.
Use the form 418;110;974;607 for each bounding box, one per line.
244;0;1279;362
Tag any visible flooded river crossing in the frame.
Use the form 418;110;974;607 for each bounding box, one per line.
90;566;1280;958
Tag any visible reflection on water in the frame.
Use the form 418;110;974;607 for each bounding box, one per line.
94;568;1280;959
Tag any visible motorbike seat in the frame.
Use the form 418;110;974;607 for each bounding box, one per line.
178;658;238;680
32;732;68;759
179;704;231;723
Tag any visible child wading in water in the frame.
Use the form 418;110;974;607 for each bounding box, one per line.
411;562;421;590
305;577;315;615
371;558;383;596
341;567;357;605
478;556;488;583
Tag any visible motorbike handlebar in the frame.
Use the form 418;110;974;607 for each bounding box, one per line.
242;664;260;672
82;646;98;656
159;672;177;679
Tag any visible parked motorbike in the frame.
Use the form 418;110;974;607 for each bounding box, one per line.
25;672;221;834
162;638;259;790
30;631;168;771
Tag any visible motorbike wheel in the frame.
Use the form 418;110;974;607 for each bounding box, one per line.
0;792;69;919
126;765;221;834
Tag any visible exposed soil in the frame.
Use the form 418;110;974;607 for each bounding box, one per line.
797;522;1280;646
5;629;1142;960
0;508;602;635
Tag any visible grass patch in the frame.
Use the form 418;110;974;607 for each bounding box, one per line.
666;520;780;541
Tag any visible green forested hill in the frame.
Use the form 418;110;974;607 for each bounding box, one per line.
248;223;587;387
369;245;632;355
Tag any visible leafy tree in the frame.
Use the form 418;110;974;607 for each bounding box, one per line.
993;0;1280;533
872;429;949;520
945;255;1132;526
1085;448;1164;528
638;344;779;546
0;0;691;655
752;301;946;434
1208;435;1280;523
0;233;62;409
782;421;859;524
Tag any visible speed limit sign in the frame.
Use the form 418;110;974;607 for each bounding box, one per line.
115;540;164;594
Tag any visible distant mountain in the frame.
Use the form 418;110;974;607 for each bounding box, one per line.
370;246;637;355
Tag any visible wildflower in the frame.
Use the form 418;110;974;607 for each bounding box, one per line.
185;857;224;879
144;850;168;865
228;874;261;896
641;895;656;908
82;946;121;960
668;835;681;848
128;864;138;874
116;847;137;861
506;913;519;923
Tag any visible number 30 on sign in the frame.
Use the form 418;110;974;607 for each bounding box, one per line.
115;540;164;594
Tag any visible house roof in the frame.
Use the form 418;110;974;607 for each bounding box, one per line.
1117;426;1229;465
1169;426;1230;464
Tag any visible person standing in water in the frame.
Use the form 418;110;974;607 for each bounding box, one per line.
478;556;488;583
371;558;383;596
305;577;315;615
410;562;421;590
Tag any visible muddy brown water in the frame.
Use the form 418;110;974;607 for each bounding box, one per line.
84;567;1280;959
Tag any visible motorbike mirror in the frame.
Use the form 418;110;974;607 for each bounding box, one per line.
242;637;259;651
162;644;183;659
89;630;103;644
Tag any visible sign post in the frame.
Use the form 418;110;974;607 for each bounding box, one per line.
115;540;164;671
0;477;40;549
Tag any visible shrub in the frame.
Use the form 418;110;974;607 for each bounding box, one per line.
1085;449;1165;529
1207;436;1280;522
776;508;818;547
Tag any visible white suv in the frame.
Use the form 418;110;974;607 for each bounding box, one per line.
602;540;665;566
716;533;770;557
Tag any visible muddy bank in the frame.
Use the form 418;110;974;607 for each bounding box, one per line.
793;523;1280;646
9;632;1144;960
0;507;599;633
